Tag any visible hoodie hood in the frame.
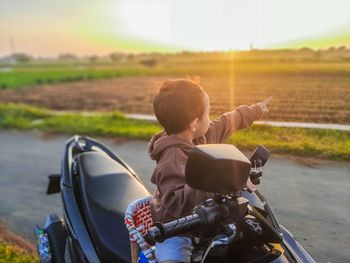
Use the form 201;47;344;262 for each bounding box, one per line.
148;131;194;161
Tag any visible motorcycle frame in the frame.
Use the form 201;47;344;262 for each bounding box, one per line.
41;135;316;263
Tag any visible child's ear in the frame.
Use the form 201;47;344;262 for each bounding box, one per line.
190;118;199;132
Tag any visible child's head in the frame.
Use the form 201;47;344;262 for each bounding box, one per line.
153;79;210;138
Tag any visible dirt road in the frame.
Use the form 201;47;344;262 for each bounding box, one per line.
0;130;349;262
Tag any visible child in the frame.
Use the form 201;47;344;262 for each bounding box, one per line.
148;78;271;263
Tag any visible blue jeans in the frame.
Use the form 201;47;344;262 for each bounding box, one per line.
155;236;193;263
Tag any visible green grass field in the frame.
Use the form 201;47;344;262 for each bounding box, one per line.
1;59;350;90
0;65;146;89
1;103;349;160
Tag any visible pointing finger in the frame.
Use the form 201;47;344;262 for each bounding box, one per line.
264;96;273;104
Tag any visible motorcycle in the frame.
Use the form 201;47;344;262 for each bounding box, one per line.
35;135;316;263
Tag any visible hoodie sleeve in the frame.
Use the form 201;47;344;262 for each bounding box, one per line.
204;104;263;143
159;172;214;219
155;149;214;219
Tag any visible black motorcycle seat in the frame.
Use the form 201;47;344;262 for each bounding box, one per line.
78;151;150;262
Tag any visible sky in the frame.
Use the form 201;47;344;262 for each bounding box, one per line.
0;0;350;56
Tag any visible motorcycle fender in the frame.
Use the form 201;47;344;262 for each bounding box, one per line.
44;214;67;263
280;225;316;263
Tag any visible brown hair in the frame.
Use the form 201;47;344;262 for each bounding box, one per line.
153;79;205;134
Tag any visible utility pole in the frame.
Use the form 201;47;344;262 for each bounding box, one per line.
10;36;15;55
9;35;16;64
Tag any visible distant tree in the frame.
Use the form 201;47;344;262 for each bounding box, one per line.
109;52;123;63
58;53;78;60
314;50;322;61
89;55;98;64
181;50;193;55
140;58;157;68
127;53;134;61
299;47;313;52
12;52;32;63
337;46;350;60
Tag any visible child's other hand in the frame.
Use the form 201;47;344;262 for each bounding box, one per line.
257;96;273;113
246;177;257;192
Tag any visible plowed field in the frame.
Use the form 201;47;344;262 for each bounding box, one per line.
0;73;349;124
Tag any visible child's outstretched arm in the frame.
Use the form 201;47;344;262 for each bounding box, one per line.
204;97;272;143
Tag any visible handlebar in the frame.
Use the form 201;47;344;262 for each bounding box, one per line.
145;197;248;244
145;213;202;244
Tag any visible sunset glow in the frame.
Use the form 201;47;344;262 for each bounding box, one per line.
1;0;350;56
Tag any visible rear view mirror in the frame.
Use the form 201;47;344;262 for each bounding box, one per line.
250;145;270;168
47;174;61;194
186;144;251;194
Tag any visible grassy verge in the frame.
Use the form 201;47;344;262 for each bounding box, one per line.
0;242;37;263
0;222;37;262
0;103;349;160
0;103;160;139
228;125;350;160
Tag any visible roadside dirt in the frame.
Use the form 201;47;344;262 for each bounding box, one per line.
0;222;36;255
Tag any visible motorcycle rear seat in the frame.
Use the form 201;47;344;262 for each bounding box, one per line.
78;151;150;263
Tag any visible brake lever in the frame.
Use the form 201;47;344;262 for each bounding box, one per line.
200;224;237;263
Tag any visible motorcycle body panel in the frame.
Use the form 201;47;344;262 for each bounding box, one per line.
60;136;150;262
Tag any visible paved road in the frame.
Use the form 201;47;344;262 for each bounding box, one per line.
0;130;349;262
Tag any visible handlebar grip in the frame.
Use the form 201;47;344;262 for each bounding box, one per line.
145;213;201;244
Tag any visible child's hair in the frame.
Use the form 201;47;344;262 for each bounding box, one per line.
153;78;205;134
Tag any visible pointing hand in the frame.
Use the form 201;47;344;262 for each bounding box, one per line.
257;96;273;113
